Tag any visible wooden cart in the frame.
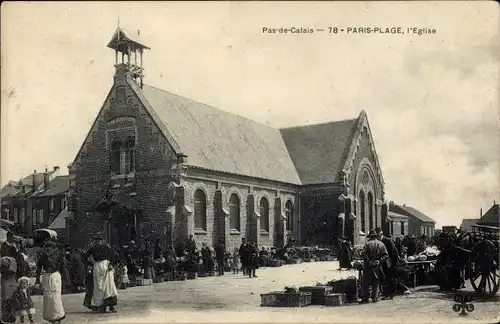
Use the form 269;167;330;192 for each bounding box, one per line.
467;224;499;297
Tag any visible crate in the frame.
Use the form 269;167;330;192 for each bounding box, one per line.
299;286;333;305
325;293;347;307
329;277;358;303
187;272;198;280
260;292;312;307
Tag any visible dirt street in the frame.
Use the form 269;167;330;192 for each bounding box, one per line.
27;261;499;323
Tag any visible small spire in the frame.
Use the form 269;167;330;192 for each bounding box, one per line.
118;16;120;27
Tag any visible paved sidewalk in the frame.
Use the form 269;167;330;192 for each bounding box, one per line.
27;261;498;323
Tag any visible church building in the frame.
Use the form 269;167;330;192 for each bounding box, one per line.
67;27;390;251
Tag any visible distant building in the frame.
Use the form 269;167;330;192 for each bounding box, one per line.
460;219;478;232
475;202;499;228
0;167;61;235
389;202;435;237
66;26;390;250
386;211;409;239
30;175;69;238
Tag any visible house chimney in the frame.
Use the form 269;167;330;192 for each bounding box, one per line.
32;170;37;192
43;169;50;192
480;208;483;217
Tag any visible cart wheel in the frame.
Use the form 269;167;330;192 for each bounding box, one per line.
469;240;500;297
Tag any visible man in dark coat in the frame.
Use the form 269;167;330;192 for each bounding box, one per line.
376;227;399;299
361;229;389;303
239;238;248;276
214;240;225;276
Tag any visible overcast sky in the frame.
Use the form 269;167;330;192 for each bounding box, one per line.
2;1;498;228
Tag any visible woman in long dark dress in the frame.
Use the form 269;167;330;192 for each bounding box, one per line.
338;238;353;270
83;257;95;311
1;256;18;323
70;248;86;293
84;237;118;313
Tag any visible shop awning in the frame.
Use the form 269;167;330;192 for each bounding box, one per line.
48;208;68;230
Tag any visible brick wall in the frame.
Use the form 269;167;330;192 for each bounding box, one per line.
71;69;175;248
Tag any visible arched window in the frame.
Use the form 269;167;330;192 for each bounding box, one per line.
285;200;293;232
260;197;270;232
109;136;136;176
229;193;240;231
110;140;122;175
124;136;136;174
359;190;366;233
194;189;207;231
368;192;374;230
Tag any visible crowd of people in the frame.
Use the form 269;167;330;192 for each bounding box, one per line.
336;228;423;303
0;232;304;323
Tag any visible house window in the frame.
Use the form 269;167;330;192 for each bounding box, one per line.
194;189;207;231
390;221;394;235
109;136;136;176
32;209;37;227
260;197;270;232
49;199;54;211
13;208;18;223
359;190;366;233
420;225;424;235
38;210;44;225
229;193;240;231
400;221;405;235
62;197;67;209
285;200;293;232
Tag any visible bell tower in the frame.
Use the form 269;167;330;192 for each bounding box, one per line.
107;24;150;88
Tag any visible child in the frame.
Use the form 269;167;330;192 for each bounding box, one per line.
118;260;130;289
11;276;35;323
231;247;241;274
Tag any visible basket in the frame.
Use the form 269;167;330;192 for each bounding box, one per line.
299;286;333;305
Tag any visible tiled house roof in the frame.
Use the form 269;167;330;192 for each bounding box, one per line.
460;218;478;232
476;203;499;227
280;119;358;184
34;176;69;197
141;85;303;185
390;204;436;224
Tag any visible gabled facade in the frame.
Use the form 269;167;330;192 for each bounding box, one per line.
389;202;435;237
67;27;389;251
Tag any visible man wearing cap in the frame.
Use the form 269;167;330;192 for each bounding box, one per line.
361;229;389;303
376;227;399;300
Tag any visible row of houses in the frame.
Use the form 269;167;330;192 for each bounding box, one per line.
0;167;69;238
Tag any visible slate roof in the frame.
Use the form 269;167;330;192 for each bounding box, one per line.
280;119;358;184
141;84;302;185
460;218;478;232
35;176;69;197
387;210;409;221
476;203;499;227
389;204;436;224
